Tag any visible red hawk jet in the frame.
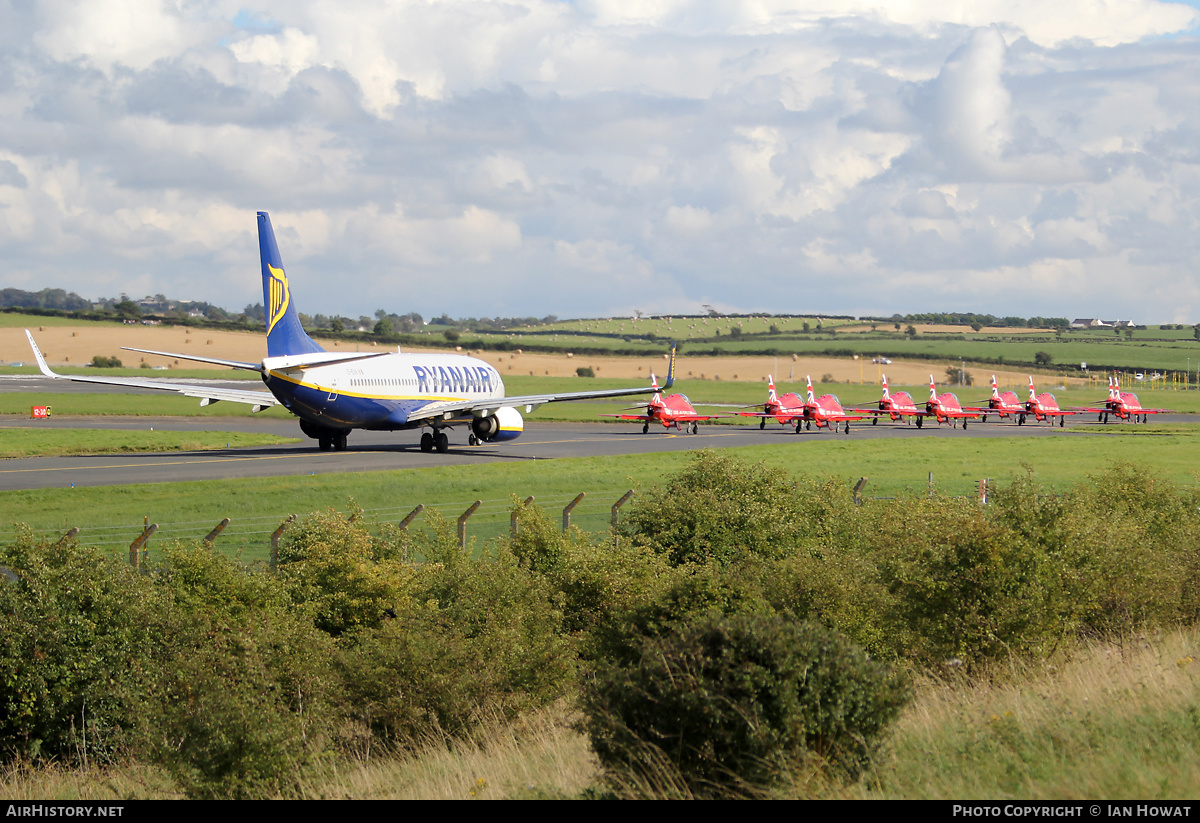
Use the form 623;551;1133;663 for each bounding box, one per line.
737;375;807;429
1025;376;1076;426
925;375;983;428
603;373;723;433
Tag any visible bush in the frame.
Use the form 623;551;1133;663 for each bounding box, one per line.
90;355;123;368
336;512;576;746
274;510;414;636
582;614;908;796
576;366;595;377
620;451;810;567
0;529;177;761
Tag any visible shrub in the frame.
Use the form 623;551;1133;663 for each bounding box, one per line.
620;451;809;567
90;355;123;368
0;529;177;761
148;612;336;799
274;510;414;635
576;366;595;377
337;515;575;746
582;614;908;796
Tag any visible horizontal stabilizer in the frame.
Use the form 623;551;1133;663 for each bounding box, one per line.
262;351;394;371
121;347;263;372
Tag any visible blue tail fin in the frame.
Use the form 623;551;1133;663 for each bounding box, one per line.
258;211;324;358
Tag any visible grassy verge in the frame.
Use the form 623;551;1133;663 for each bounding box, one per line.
0;392;294;418
0;429;301;458
859;628;1200;799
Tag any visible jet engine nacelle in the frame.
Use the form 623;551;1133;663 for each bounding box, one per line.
471;406;524;442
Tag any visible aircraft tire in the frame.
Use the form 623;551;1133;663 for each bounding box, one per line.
318;437;332;451
916;417;923;428
872;417;877;425
963;420;968;429
468;433;478;446
420;432;433;452
642;423;649;434
844;423;851;434
759;418;766;429
435;432;449;453
334;432;348;451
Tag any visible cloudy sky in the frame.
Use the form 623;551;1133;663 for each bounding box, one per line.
2;1;1200;322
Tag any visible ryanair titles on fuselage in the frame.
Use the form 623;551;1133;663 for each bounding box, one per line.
412;363;497;395
330;355;504;399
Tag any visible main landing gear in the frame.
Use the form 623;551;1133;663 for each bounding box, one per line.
420;430;450;453
300;420;350;451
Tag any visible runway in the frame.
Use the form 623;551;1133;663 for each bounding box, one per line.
0;409;1161;492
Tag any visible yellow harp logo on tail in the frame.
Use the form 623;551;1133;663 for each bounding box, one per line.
266;264;290;334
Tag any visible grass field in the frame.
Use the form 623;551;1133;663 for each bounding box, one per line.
0;428;301;458
6;431;1200;563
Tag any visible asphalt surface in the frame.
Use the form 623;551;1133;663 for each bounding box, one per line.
1;375;1193;491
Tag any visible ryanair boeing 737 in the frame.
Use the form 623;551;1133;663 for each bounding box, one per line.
26;212;673;453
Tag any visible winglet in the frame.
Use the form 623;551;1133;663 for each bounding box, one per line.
25;330;60;378
662;343;677;389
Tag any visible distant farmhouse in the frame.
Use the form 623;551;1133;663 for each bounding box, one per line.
1070;318;1135;329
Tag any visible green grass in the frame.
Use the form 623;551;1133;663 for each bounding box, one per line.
863;629;1200;800
7;431;1200;563
0;392;294;418
0;428;301;458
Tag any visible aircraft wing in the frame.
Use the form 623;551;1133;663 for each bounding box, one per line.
404;383;666;423
26;330;279;411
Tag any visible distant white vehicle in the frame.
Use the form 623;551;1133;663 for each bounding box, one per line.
872;357;892;365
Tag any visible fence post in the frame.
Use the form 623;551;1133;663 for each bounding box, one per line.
979;478;989;505
129;524;157;569
563;492;586;532
511;496;535;536
398;505;424;530
928;471;934;498
270;514;296;569
203;518;230;545
853;477;868;506
611;490;635;547
458;500;482;548
55;527;79;548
